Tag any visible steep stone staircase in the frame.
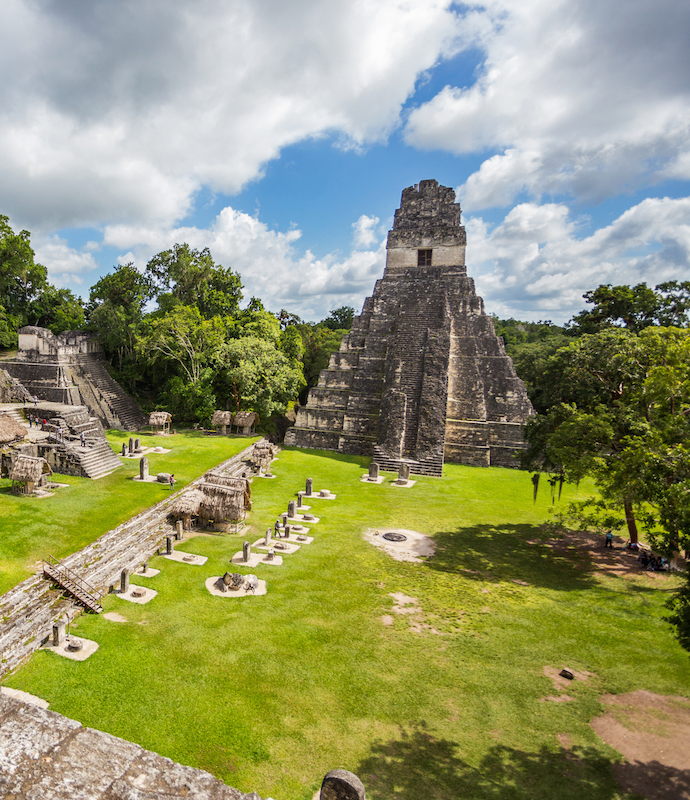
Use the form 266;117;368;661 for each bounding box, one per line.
4;406;27;427
70;439;122;479
43;556;103;614
74;355;147;431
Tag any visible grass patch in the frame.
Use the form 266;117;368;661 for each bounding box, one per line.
0;430;256;594
5;447;690;800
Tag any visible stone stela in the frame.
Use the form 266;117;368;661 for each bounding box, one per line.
286;179;533;475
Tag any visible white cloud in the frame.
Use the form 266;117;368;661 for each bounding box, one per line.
405;0;690;209
0;0;462;230
352;214;380;248
33;235;100;288
466;196;690;322
101;206;386;321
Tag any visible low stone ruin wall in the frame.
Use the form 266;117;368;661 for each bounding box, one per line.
0;693;368;800
0;441;259;680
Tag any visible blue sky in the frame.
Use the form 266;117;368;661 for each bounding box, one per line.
1;0;689;323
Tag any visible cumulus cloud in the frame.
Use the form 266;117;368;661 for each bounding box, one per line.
466;196;690;322
0;0;462;230
352;214;380;248
33;235;100;288
101;206;386;320
405;0;690;209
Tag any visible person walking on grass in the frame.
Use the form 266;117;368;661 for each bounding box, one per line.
169;473;176;491
605;530;614;548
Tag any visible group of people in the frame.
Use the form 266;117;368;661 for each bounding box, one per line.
637;551;669;571
606;535;671;571
27;414;47;429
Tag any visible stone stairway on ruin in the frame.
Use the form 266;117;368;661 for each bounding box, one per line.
69;439;122;479
371;448;444;477
4;406;27;427
75;355;147;431
42;558;103;614
390;306;444;457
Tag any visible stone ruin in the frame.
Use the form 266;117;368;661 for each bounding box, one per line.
286;179;533;475
2;326;147;431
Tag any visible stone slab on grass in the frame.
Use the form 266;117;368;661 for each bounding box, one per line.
117;585;157;604
231;551;284;566
361;474;385;484
0;687;49;709
134;566;160;577
205;576;267;597
164;551;207;566
42;637;99;662
289;514;320;524
390;479;416;488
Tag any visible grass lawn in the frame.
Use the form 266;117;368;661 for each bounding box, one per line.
0;430;257;594
4;447;690;800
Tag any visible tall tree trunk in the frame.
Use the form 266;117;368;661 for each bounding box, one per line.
624;497;639;544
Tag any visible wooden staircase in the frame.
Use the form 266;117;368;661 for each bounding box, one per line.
42;556;103;613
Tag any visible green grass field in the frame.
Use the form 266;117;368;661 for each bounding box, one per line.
4;447;689;800
0;431;256;594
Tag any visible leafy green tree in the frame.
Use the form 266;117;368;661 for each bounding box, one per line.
0;304;19;349
0;215;49;324
666;571;690;654
524;326;690;550
26;286;85;334
215;336;305;419
137;305;226;386
570;282;690;333
323;305;355;331
145;243;242;319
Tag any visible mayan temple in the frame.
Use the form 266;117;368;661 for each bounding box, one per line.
285;179;534;475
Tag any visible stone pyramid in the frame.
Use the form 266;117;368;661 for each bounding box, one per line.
285;180;533;475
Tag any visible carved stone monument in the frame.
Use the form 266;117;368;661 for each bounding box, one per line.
140;456;149;481
288;500;297;518
286;180;533;475
120;569;129;593
243;541;251;562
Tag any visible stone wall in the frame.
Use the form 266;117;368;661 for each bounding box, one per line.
1;694;370;800
0;694;259;800
0;441;259;680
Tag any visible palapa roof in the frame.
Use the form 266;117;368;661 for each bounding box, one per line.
9;454;52;483
170;483;245;522
234;411;258;426
149;411;172;425
212;410;233;425
204;472;248;490
197;482;245;521
170;488;205;517
204;471;251;508
0;413;27;444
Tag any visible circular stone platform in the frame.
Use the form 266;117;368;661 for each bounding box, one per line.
363;528;435;563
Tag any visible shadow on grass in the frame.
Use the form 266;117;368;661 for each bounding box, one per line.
357;726;628;800
427;524;596;592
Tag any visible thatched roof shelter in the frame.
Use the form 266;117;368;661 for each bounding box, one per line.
149;411;172;426
9;454;52;485
171;488;205;517
204;472;251;509
233;411;258;433
0;413;27;444
212;410;233;426
197;482;245;523
169;482;246;530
